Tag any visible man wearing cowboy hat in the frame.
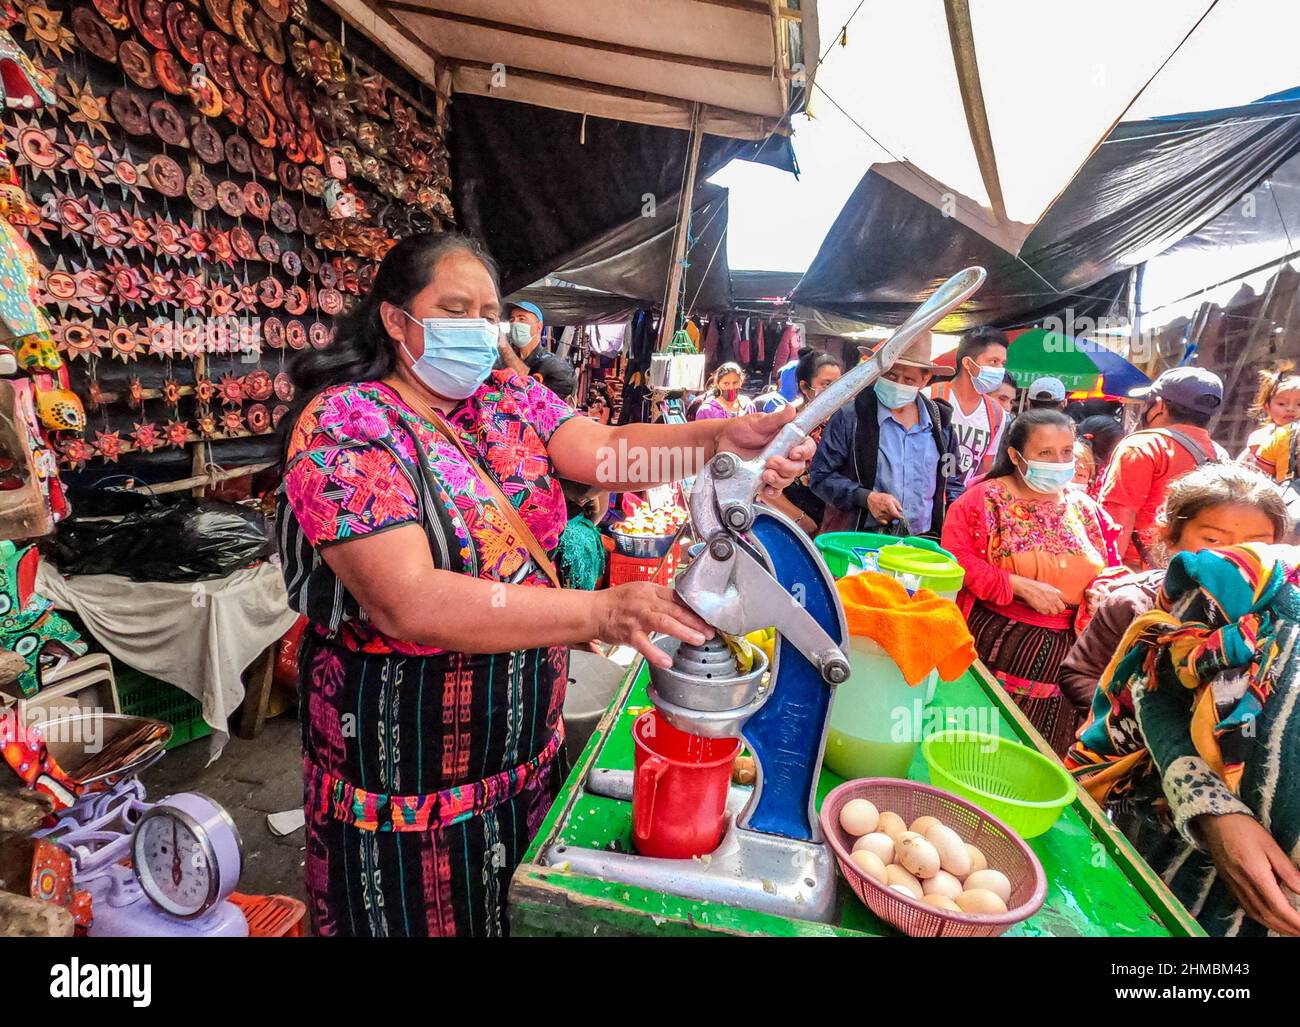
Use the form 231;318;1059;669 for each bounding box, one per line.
810;331;960;537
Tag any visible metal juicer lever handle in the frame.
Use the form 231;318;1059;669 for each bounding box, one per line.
752;266;988;477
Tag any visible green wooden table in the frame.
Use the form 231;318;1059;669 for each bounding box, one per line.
510;658;1203;937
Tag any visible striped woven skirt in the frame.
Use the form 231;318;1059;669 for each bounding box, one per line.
966;602;1079;757
298;629;569;937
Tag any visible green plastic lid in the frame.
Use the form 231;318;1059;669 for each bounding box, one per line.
876;545;965;593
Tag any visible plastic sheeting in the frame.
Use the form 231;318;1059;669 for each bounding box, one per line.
551;184;733;312
451;93;791;294
792;97;1300;332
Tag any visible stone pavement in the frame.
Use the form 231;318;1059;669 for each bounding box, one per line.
145;711;306;901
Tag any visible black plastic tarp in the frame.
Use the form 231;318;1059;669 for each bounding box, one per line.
551;184;731;311
451;93;792;294
792;97;1300;331
503;286;642;326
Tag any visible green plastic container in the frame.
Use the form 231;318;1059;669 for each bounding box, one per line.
921;730;1077;839
876;546;965;600
115;666;212;751
815;532;956;579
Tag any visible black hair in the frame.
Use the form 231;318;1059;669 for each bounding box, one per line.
288;232;498;397
955;325;1009;369
281;232;499;456
1000;369;1018;389
796;347;843;387
985;408;1075;481
1076;414;1125;464
1158;397;1215;429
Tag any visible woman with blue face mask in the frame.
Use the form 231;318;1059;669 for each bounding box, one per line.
277;233;815;937
941;409;1123;755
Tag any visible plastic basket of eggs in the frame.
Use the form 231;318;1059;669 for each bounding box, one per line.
819;778;1047;937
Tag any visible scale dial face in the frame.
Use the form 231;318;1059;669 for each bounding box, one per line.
131;794;242;918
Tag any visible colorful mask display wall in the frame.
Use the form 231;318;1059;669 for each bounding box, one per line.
0;0;453;511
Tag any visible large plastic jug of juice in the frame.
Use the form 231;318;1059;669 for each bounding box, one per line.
823;635;932;780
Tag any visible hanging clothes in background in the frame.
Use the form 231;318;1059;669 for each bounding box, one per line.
701;317;719;363
755;321;766;367
737;317;752;367
617;309;657;426
772;321;800;375
592;321;627;356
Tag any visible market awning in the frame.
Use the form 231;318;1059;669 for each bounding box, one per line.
791;95;1300;331
325;0;818;139
810;0;1216;252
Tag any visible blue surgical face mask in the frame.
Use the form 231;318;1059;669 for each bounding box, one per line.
508;322;532;348
874;377;920;410
401;311;499;400
1020;457;1076;494
967;360;1005;395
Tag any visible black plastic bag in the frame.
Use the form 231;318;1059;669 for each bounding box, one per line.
50;499;274;582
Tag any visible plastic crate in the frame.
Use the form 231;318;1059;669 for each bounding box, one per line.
608;550;678;586
230;893;308;937
113;665;211;751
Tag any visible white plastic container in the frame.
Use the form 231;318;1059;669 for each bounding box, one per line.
823;635;934;780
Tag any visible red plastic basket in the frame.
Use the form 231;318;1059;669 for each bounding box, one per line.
230;893;308;937
820;778;1047;937
608;550;678;586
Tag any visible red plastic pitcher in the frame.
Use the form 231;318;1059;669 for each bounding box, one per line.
632;710;739;859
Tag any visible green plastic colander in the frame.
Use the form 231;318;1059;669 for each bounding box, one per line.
921;730;1077;838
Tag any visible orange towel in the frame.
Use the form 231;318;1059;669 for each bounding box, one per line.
836;571;977;687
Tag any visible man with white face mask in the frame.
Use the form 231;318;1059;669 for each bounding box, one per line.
500;300;577;401
928;325;1009;493
810;332;960;537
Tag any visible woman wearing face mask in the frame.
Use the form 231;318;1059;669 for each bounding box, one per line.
692;362;753;420
761;350;844;534
941;409;1121;755
279;234;814;937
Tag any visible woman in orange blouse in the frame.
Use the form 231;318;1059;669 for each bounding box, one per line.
942;409;1121;754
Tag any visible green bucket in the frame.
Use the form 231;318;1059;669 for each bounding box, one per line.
815;531;956;579
876;546;965;599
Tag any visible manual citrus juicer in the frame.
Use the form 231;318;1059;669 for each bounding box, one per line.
545;268;986;921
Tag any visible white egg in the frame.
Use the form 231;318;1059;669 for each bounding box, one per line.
877;811;908;840
964;843;988;876
925;824;972;878
885;863;923;899
921;869;964;900
851;832;895;864
922;894;962;912
909;815;942;836
850;849;888;885
964;868;1012;904
838;798;880;837
896;834;941;880
890;884;919;899
955;888;1008;915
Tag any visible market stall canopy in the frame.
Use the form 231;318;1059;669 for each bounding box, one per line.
810;0;1217;253
551;184;733;312
791;94;1300;332
329;0;817;138
501;182;732;323
503;285;641;326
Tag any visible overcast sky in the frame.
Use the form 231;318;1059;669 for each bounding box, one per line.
714;0;1300;273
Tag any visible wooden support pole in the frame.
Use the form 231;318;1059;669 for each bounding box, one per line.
657;102;704;352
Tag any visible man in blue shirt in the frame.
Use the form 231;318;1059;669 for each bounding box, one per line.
810;332;960;537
